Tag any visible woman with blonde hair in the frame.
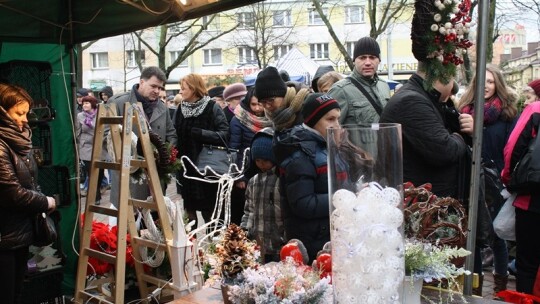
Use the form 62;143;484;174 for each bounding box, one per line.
317;71;343;93
457;63;518;294
173;73;230;224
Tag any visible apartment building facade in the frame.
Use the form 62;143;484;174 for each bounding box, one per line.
82;0;416;95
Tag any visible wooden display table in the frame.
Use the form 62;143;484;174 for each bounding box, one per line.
167;285;508;304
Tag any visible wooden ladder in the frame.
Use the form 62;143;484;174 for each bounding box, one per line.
74;103;175;303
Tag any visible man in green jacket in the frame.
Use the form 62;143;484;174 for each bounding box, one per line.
328;37;390;126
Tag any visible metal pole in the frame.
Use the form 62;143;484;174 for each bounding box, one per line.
463;0;489;295
387;30;393;80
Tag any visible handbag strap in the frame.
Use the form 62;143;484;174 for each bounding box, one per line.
347;76;383;116
215;131;230;150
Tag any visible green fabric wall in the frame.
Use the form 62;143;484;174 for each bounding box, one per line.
1;42;78;294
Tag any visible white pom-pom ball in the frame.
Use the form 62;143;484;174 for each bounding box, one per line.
431;24;439;31
382;187;401;207
357;185;383;205
333;189;357;210
444;22;453;29
434;13;442;22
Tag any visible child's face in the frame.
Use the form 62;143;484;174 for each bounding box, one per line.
255;159;274;172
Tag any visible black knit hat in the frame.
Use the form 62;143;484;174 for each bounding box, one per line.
279;70;291;82
208;86;225;98
302;93;340;128
255;67;287;100
353;37;380;60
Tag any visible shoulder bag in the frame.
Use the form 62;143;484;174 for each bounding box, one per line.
508;132;540;192
196;132;239;176
347;77;383;116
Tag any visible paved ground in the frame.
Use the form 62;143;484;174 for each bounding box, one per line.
81;183;517;301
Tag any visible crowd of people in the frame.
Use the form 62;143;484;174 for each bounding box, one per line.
2;1;540;303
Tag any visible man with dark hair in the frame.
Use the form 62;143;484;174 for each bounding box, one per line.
108;66;177;207
328;37;390;125
76;88;89;113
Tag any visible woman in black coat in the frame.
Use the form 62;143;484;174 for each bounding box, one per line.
174;74;230;224
0;83;57;304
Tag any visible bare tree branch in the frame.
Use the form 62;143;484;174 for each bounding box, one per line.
128;15;238;78
312;0;411;71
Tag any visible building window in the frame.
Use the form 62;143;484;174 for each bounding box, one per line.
238;12;255;29
310;43;329;59
309;8;327;25
346;41;355;58
273;10;291;27
202;15;220;31
170;51;188;66
90;52;109;69
126;50;145;67
91;52;109;69
238;47;256;64
273;44;292;61
204;49;222;65
345;6;364;23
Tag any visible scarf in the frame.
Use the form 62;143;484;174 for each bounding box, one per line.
83;109;97;128
0;106;32;157
234;106;273;133
132;84;158;120
181;95;211;118
265;87;310;131
461;96;502;125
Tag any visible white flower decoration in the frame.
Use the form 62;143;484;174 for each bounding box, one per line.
434;13;442;22
444;22;453;29
431;24;439;31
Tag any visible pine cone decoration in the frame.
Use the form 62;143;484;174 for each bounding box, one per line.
216;224;257;280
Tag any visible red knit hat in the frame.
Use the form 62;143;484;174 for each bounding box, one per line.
528;79;540;97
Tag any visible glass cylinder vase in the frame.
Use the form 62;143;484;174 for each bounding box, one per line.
327;123;404;303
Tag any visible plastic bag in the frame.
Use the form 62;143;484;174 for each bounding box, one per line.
493;189;516;241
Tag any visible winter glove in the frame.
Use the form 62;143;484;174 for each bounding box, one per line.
191;127;203;139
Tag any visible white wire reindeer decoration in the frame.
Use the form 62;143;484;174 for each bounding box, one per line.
180;147;250;248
